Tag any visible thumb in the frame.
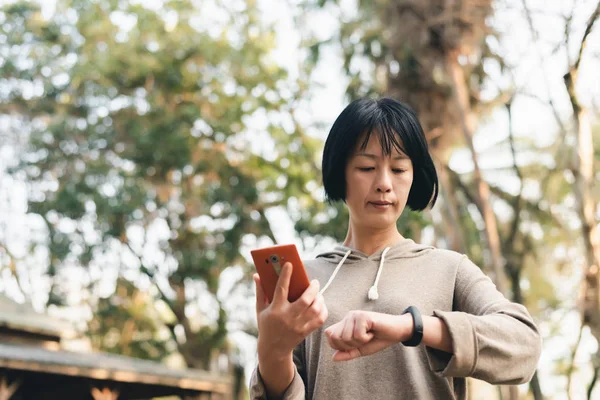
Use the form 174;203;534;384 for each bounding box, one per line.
332;348;362;362
333;338;391;362
272;262;293;304
254;274;268;313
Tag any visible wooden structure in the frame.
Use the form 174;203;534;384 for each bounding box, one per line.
0;297;231;399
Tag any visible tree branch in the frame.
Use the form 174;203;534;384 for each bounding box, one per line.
505;100;524;255
0;243;27;299
122;241;179;345
574;1;600;73
588;356;600;400
520;0;569;141
567;321;585;400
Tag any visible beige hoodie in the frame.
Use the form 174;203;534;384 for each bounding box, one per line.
250;239;542;399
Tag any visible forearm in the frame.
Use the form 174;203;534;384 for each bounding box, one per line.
373;312;453;353
421;315;452;353
431;310;541;383
390;313;453;353
257;347;295;399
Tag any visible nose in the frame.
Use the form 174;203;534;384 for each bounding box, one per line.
376;170;392;193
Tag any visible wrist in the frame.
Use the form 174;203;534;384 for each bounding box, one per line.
398;313;414;343
257;343;295;400
258;338;293;363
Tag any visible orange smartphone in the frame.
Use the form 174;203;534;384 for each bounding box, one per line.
251;244;310;303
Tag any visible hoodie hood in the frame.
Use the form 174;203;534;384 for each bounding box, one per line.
316;238;434;301
316;238;434;264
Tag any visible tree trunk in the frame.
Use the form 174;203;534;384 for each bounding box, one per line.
530;371;545;400
563;4;600;394
500;386;519;400
446;51;515;398
565;70;600;341
588;360;599;400
436;159;467;253
446;51;509;296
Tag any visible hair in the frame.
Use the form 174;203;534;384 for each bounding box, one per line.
322;97;438;211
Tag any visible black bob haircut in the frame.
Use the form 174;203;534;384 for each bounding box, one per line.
322;97;438;211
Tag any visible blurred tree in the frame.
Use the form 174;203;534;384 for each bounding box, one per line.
88;277;172;360
0;0;321;381
559;2;600;398
299;0;584;398
303;0;509;281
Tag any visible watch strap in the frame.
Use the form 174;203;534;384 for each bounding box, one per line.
401;306;423;347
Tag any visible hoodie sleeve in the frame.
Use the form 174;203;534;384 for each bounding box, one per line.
249;341;306;400
425;255;542;384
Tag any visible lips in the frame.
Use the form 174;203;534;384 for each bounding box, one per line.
369;201;394;210
370;201;393;205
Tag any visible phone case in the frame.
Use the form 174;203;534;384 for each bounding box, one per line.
251;244;310;302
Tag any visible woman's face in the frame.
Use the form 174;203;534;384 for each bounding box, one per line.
344;132;414;230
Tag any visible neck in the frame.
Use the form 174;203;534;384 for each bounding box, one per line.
343;221;405;256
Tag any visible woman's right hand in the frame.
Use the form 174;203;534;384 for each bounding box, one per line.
254;262;328;360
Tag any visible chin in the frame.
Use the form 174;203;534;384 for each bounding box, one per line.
360;215;399;229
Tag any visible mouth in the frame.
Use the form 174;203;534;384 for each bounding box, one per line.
369;201;393;209
370;201;393;206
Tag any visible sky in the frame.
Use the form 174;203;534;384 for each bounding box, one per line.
1;0;600;397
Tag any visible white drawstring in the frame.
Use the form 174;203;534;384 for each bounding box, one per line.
319;247;391;301
319;250;351;296
367;247;390;300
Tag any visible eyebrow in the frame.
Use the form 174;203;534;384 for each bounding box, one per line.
355;152;410;160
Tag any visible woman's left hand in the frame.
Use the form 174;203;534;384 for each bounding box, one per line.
324;310;414;361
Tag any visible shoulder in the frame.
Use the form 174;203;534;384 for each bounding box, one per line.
427;249;489;282
419;246;467;269
408;247;480;287
301;258;332;281
423;249;493;291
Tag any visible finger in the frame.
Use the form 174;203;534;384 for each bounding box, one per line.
291;279;320;313
336;320;358;351
300;294;327;332
272;262;293;304
325;322;354;351
252;274;269;313
353;316;374;344
341;317;356;343
254;274;268;313
324;321;341;339
300;292;323;320
325;328;341;351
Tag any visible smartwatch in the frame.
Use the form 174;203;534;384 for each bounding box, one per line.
401;306;423;347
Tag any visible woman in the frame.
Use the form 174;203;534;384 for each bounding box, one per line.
250;97;541;399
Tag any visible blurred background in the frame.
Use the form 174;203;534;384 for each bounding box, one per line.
0;0;599;399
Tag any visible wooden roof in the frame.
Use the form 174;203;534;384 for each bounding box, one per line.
0;296;75;339
0;342;230;394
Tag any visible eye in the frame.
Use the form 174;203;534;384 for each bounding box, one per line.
358;167;375;172
392;169;406;174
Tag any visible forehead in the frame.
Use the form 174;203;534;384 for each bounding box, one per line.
353;131;408;158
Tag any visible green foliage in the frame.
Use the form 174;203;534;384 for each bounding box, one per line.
0;0;326;367
88;278;172;360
